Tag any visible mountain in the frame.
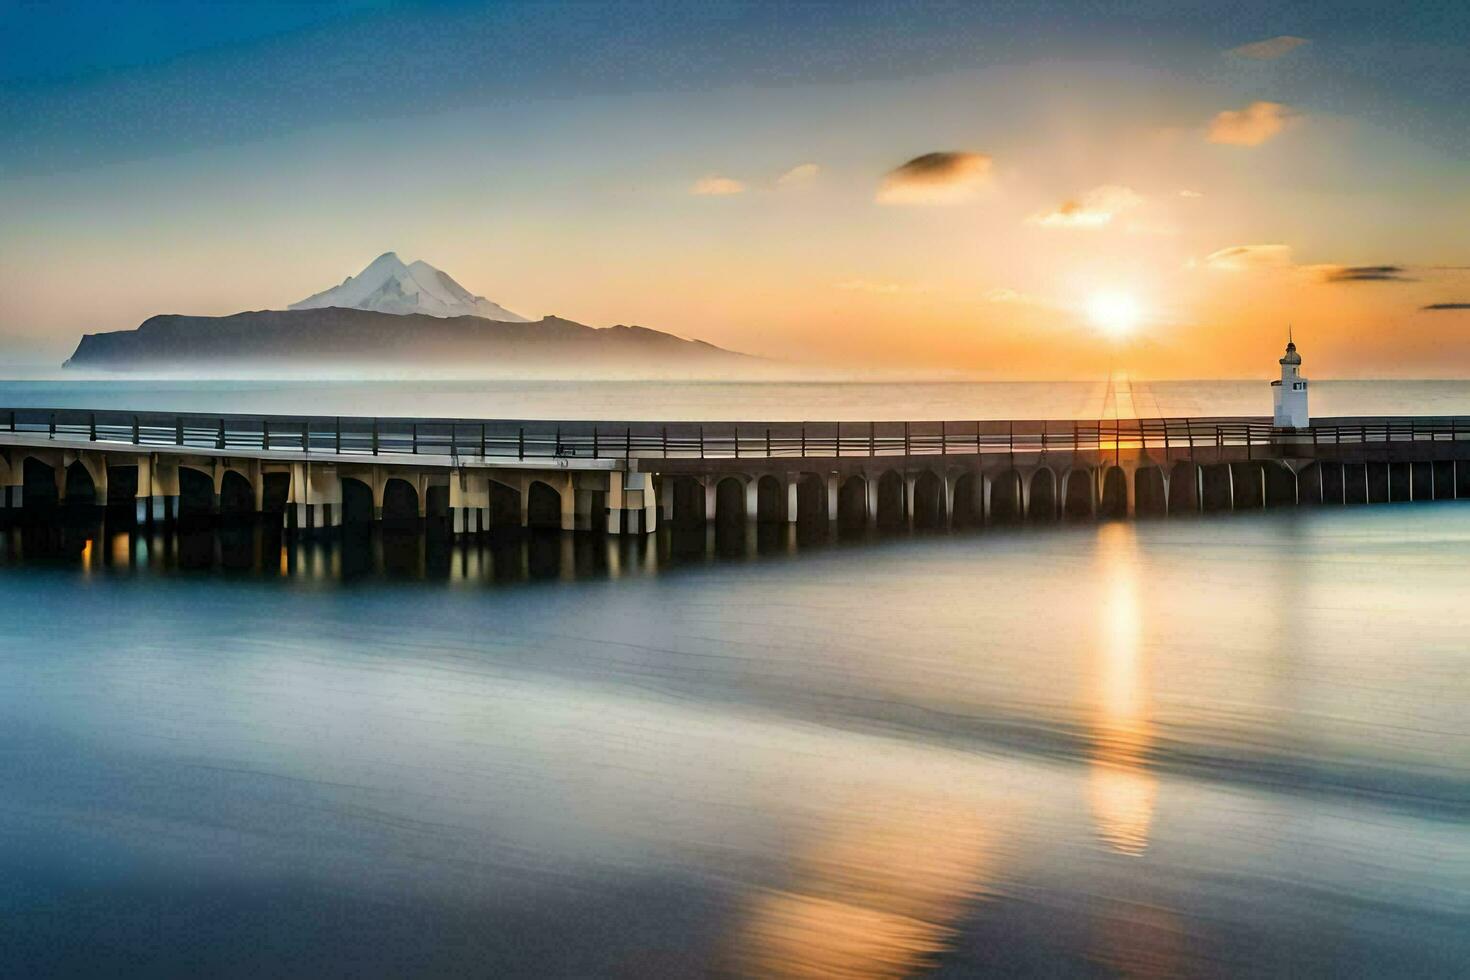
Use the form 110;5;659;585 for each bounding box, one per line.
63;308;751;375
289;252;529;321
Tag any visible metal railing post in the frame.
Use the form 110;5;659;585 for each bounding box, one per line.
132;416;140;445
592;427;598;458
175;417;182;446
89;413;97;442
941;420;947;455
662;426;668;457
371;419;379;456
766;428;771;458
626;427;632;459
869;422;875;457
412;423;418;454
335;417;341;454
734;426;739;459
699;425;704;459
263;419;270;451
217;418;226;450
518;427;524;460
480;423;486;458
49;412;56;440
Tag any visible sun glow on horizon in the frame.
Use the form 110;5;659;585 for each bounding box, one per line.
1087;292;1142;341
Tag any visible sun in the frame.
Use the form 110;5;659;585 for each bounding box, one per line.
1087;291;1141;340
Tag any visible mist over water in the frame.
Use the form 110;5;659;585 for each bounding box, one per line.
8;377;1470;421
1;503;1467;976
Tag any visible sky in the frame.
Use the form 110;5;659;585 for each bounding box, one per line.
1;0;1468;378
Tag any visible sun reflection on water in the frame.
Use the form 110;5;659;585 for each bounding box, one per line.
1088;522;1157;856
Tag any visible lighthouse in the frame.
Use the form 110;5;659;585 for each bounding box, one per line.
1271;330;1309;428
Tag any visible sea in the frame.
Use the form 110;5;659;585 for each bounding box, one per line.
1;378;1467;977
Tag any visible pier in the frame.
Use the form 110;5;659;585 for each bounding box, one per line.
2;408;1470;535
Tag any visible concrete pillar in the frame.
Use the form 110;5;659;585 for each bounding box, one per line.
449;470;490;536
743;479;759;525
1195;465;1204;512
904;473;917;529
1125;468;1136;517
704;479;718;525
941;473;956;528
785;475;798;524
981;473;993;525
865;473;878;527
145;457;180;524
1018;471;1031;521
660;477;674;524
560;474;578;532
607;470;657;535
289;462;342;530
826;474;839;526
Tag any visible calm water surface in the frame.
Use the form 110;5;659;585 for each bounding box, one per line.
1;507;1467;977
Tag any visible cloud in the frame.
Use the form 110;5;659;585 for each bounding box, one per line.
1179;189;1203;198
1321;265;1415;283
690;174;745;196
876;151;993;205
1207;101;1292;146
1423;303;1470;310
1204;244;1294;271
835;279;927;294
984;288;1038;304
777;163;820;185
1030;185;1142;229
1228;36;1309;60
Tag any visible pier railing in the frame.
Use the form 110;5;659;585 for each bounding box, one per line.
2;409;1467;461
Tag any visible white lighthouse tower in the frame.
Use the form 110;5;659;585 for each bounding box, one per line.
1271;329;1309;428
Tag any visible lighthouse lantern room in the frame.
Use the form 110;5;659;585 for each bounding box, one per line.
1272;330;1309;428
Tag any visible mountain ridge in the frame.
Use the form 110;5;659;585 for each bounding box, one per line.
63;307;749;374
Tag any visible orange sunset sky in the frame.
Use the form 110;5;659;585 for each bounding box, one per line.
1;2;1467;378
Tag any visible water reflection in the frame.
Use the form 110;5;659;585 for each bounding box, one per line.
732;795;992;979
0;512;850;586
1087;522;1157;856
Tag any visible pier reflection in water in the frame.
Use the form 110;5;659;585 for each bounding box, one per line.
0;514;856;585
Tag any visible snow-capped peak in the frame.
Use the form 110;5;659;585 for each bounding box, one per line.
290;253;528;322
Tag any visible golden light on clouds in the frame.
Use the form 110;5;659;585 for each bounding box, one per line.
1031;185;1143;229
1207;100;1292;146
876;151;992;205
1204;243;1294;271
778;163;821;185
691;174;746;196
1228;35;1309;60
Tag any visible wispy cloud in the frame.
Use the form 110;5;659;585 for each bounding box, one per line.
1029;185;1142;229
984;288;1040;305
876;151;992;205
1207;101;1292;146
835;279;928;294
1228;36;1309;60
690;174;745;196
1179;189;1203;199
777;163;820;186
1423;302;1470;310
1204;244;1294;271
1322;265;1415;283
